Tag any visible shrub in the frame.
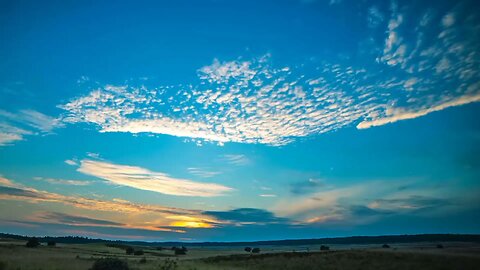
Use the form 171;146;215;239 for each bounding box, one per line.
133;250;144;256
125;246;134;255
26;237;40;248
320;245;330;251
174;246;187;255
160;258;177;270
244;247;252;253
139;257;147;264
252;247;260;253
156;246;164;250
47;241;56;247
90;258;129;270
382;244;390;248
437;244;444;249
0;261;6;270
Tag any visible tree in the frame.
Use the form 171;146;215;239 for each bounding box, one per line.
244;247;252;253
382;244;390;248
320;245;330;251
174;246;187;255
133;250;144;256
125;246;134;255
90;258;129;270
252;247;260;253
47;241;56;247
436;244;444;249
26;237;40;248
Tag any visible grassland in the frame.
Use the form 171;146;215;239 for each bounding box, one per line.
0;238;479;270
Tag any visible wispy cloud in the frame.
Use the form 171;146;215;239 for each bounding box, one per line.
0;109;62;146
367;6;384;28
35;212;124;227
187;167;222;178
259;194;277;198
34;177;92;186
223;154;250;166
0;177;221;231
290;178;325;195
0;176;21;188
57;3;480;145
204;208;289;226
274;178;458;226
77;159;232;197
64;159;78;166
357;93;480;129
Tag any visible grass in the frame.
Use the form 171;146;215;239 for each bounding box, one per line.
0;239;479;270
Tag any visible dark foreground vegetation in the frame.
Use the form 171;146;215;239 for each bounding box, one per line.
2;232;479;247
1;234;480;269
198;250;480;270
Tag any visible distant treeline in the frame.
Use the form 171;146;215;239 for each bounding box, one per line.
1;233;479;247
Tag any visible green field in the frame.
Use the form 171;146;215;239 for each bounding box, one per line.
1;238;479;270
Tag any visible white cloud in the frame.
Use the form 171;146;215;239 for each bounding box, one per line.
0;176;20;188
77;159;233;197
273;178;454;225
260;194;277;198
223;154;250;166
0;109;62;146
368;6;384;28
378;4;404;66
35;177;92;186
58;4;480;145
442;13;455;28
65;159;78;166
187;167;222;178
357;92;480;129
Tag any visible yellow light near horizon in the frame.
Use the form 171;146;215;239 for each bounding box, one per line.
166;215;218;228
170;221;214;228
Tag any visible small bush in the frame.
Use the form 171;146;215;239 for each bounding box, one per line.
47;241;56;247
139;257;147;264
90;258;129;270
437;244;444;249
26;237;40;248
174;246;187;255
0;261;6;270
252;247;261;253
160;258;177;270
156;246;164;250
320;245;330;251
244;247;252;253
133;250;144;256
125;246;134;255
382;244;390;248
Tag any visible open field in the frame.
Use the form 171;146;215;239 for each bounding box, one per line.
1;238;479;270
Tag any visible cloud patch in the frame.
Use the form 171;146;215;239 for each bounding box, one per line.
222;154;250;166
203;208;289;225
77;159;232;197
34;177;92;186
0;109;62;146
290;178;325;195
38;212;124;227
57;3;479;146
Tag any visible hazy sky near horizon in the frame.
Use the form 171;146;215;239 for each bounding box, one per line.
0;0;479;241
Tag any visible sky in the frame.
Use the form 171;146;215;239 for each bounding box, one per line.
0;0;479;242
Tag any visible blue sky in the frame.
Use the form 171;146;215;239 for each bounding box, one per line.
0;0;479;241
